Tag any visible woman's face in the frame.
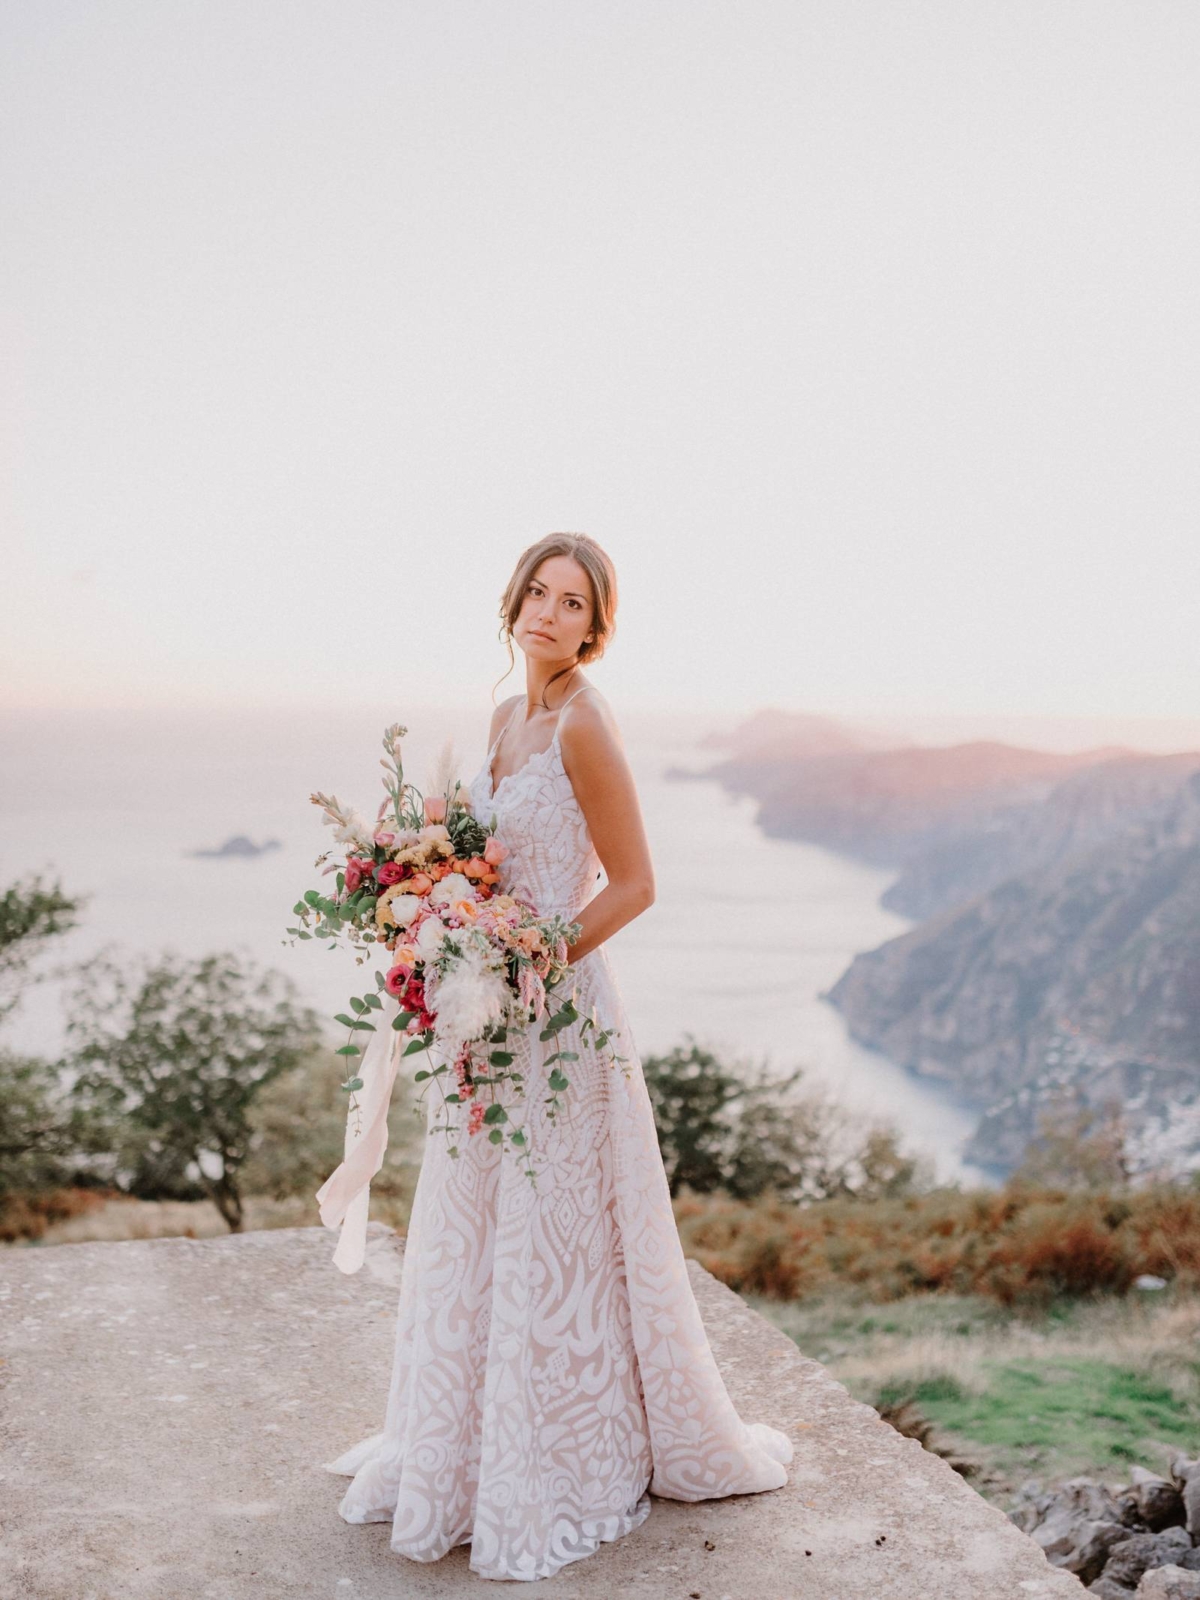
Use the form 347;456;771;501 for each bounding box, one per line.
513;555;595;664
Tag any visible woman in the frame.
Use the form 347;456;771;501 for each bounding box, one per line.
321;532;794;1582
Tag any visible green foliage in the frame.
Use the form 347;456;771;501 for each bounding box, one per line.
0;1050;80;1190
0;873;98;1202
65;948;323;1231
643;1035;929;1204
0;872;85;1023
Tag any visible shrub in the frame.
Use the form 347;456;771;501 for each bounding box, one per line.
672;1180;1200;1308
643;1034;931;1204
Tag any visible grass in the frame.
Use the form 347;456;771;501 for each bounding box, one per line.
752;1283;1200;1509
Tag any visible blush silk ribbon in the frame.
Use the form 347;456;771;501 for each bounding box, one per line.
314;988;404;1274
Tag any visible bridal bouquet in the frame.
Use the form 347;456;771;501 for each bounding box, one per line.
287;723;626;1182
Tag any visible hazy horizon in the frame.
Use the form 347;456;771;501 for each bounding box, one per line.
4;3;1197;722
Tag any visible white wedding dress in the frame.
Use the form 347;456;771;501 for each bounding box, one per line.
318;688;794;1582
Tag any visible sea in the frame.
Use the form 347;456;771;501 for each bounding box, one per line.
0;702;995;1187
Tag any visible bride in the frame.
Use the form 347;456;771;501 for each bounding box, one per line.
318;532;794;1582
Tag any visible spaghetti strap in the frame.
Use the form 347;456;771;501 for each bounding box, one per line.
489;682;592;786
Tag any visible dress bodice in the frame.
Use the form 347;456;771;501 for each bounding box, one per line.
467;711;604;922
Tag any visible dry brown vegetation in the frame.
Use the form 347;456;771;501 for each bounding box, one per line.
673;1180;1200;1308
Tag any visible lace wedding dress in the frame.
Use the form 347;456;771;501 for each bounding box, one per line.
317;688;794;1582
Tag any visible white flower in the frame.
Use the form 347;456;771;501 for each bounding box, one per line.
332;807;376;856
415;915;447;958
419;824;451;843
429;872;474;907
427;939;510;1051
388;893;422;928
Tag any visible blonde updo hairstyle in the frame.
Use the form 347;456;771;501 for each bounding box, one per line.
495;533;618;710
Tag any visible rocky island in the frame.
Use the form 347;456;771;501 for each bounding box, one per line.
187;834;282;860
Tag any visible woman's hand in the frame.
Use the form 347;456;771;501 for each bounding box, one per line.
557;693;655;963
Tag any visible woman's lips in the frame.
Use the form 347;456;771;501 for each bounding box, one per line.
530;630;554;640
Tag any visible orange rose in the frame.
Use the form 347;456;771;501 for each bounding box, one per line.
408;872;434;895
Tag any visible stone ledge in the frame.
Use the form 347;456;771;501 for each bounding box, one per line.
0;1224;1085;1598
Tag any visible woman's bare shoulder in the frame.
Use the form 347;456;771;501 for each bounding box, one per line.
487;694;523;745
558;684;622;754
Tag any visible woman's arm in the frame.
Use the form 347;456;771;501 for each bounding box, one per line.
557;694;655;963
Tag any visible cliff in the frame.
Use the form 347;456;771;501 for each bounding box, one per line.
826;773;1200;1173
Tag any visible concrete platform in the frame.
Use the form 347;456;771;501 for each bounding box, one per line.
0;1224;1085;1598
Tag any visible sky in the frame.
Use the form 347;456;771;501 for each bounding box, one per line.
2;1;1198;724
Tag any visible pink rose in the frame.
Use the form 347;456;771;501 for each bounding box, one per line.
424;796;447;824
374;830;396;848
384;962;412;996
375;860;404;886
483;836;508;865
344;858;369;892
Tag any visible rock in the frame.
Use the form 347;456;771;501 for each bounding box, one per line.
1129;1467;1188;1532
1169;1456;1200;1490
1072;1524;1147;1585
1105;1529;1195;1590
1010;1480;1057;1535
1182;1476;1200;1540
1033;1479;1130;1564
1089;1577;1136;1598
1119;1488;1152;1528
1138;1567;1200;1599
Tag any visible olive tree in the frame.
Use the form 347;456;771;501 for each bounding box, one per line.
67;948;323;1231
